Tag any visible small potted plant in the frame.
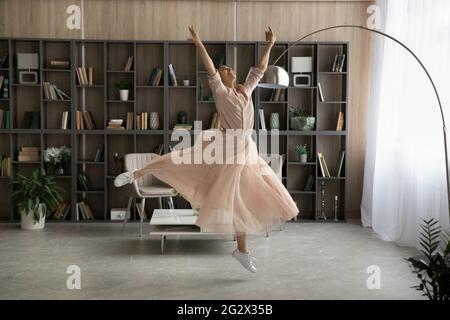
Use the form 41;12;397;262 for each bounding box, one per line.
115;79;131;101
296;144;308;163
11;169;63;230
289;106;315;131
43;145;71;175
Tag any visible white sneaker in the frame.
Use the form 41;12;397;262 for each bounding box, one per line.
232;249;257;273
114;170;135;187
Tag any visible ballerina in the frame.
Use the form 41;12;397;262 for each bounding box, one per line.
114;25;299;273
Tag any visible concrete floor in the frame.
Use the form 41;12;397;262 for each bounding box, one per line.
0;220;423;300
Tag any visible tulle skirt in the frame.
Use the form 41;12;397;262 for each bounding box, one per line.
137;129;299;234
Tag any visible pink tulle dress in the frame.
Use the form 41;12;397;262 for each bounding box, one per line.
134;66;299;234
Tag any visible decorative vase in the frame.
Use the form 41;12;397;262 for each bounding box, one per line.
270;113;280;130
291;116;315;130
150;112;160;130
119;89;129;101
299;153;307;163
177;112;187;124
183;79;190;86
21;204;46;230
54;162;65;176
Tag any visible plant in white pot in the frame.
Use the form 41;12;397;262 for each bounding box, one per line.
296;144;308;163
115;78;131;101
11;169;64;230
289;106;315;131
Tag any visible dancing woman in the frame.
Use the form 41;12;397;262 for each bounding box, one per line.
115;26;299;272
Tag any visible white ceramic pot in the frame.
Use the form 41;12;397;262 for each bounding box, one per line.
299;153;308;163
119;89;129;101
21;204;46;230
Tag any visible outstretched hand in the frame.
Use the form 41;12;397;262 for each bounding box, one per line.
188;25;201;44
265;26;276;44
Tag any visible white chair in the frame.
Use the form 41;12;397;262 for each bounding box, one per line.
122;153;177;237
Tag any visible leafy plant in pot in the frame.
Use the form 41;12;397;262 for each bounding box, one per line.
115;78;131;101
296;144;308;163
406;218;450;300
11;169;64;230
289;106;315;131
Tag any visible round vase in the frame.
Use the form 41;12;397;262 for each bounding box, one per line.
119;90;129;101
150;112;160;130
299;153;307;163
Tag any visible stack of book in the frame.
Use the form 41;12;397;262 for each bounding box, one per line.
107;119;124;130
153;144;164;156
317;152;331;178
43;82;71;100
147;67;163;86
75;110;96;130
76;66;93;85
209;112;221;129
0;155;11;176
213;53;225;68
49;60;70;69
22;111;40;129
93;144;104;162
77;172;94;191
124;56;134;71
136;112;149;130
335;150;345;177
269;89;286;102
0;108;11;128
168;64;178;86
76;201;95;220
173;124;192;130
18;147;40;162
52;203;71;220
331;54;346;72
336;112;344;131
259;109;267;130
61;111;70;129
0;53;8;68
304;174;315;192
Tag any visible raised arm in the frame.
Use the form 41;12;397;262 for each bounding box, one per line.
188;25;216;76
256;26;276;72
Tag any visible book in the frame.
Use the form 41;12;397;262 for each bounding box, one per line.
126;112;134;130
124;56;134;71
259;109;266;130
168;64;178;86
22;111;40;129
61;111;70;129
318;82;325;102
2;77;8;98
318;152;331;178
0;156;11;176
335;150;345;177
88;67;93;85
94;144;104;162
336;111;344;131
304;174;315;192
49;60;70;69
173;124;192;130
77;172;94;191
0;53;8;68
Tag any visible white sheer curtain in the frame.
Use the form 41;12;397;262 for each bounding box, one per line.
361;0;450;247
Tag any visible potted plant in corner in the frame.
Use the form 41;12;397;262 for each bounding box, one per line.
11;169;64;230
296;144;308;163
115;78;131;101
289;106;315;131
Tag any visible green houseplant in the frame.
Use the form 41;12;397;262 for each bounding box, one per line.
115;79;131;101
43;145;71;176
406;218;450;300
296;144;308;163
289;106;315;131
11;169;64;230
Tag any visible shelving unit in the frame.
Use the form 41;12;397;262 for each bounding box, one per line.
0;37;348;223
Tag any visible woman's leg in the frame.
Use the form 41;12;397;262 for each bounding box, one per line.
235;233;247;253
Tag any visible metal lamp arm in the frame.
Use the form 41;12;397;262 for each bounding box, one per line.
272;24;449;219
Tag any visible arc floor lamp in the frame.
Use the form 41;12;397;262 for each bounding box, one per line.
258;24;449;220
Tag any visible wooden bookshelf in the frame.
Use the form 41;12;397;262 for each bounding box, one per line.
0;37;348;223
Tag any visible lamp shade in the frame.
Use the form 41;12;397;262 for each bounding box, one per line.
258;65;289;89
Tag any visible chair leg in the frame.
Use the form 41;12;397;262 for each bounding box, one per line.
266;226;270;238
168;197;174;210
158;197;163;209
122;196;133;232
139;198;146;238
